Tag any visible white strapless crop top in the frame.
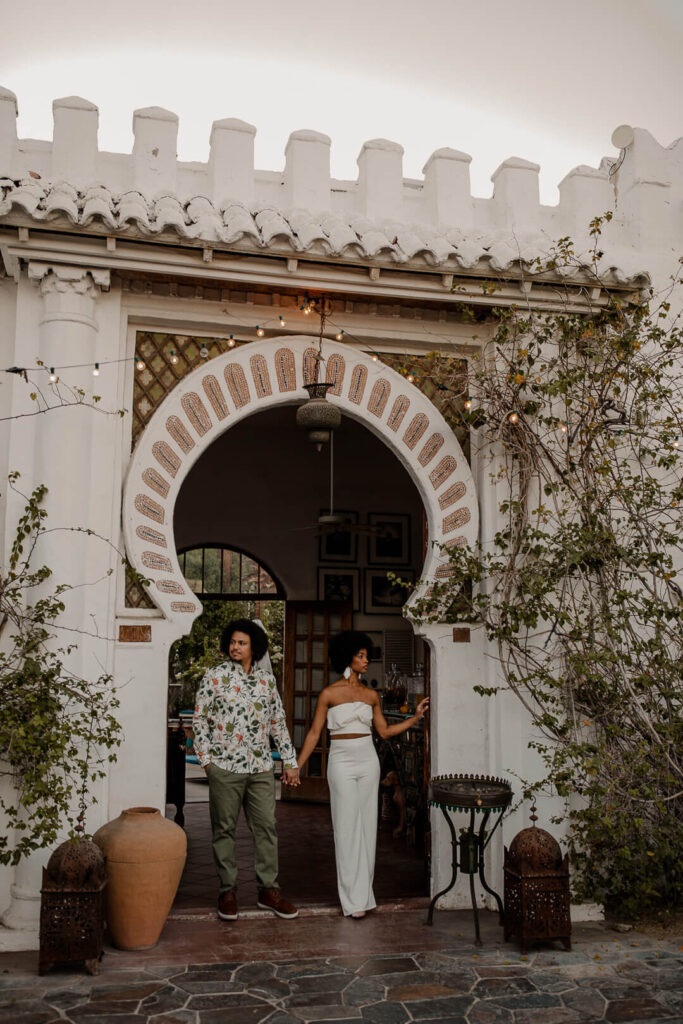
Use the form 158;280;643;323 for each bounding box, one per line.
327;700;373;735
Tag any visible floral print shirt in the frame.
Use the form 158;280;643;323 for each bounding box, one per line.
193;659;297;774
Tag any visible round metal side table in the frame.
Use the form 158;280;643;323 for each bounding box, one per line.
426;773;513;945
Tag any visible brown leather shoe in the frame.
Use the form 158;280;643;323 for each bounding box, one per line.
257;887;299;919
217;888;238;921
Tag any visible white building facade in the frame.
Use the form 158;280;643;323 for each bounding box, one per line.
0;88;680;948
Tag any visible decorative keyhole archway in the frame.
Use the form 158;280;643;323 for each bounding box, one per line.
123;337;478;630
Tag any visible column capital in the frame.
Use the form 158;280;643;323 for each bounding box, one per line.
27;262;110;297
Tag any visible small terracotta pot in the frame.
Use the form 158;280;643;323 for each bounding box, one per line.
93;806;187;950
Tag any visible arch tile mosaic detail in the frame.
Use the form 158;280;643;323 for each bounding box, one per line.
157;579;186;594
181;392;212;436
418;433;444;467
275;347;296;392
142;551;173;572
134;493;165;524
136;525;167;548
166;415;195;453
250;355;273;398
435;562;458;579
152;441;181;478
171;600;197;613
202;374;229;420
348;365;368;405
387;395;410;431
142;467;170;498
430;455;457;488
403;413;429;450
302;347;320;386
443;507;472;533
368;378;391;418
327;354;346;396
438;481;467;510
224;364;251;407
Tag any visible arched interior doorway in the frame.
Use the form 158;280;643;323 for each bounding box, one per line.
169;406;432;908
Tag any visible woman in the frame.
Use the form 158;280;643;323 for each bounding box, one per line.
297;630;429;918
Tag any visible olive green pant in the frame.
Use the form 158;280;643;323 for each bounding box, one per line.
206;765;279;893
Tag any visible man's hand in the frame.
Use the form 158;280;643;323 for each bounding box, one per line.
282;767;301;787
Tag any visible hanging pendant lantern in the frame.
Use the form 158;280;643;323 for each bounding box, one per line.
296;382;341;450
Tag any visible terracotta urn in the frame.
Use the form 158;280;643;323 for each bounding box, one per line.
93;806;186;950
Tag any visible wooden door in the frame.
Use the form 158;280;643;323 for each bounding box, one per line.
282;601;352;802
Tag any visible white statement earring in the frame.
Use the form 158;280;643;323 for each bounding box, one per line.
343;666;352;679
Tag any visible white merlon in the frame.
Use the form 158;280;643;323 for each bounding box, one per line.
209;118;256;207
284;130;331;212
423;148;473;228
0;87;18;180
52;96;99;187
491;157;541;231
132;106;179;197
357;139;404;220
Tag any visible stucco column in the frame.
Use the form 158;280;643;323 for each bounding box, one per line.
0;263;110;939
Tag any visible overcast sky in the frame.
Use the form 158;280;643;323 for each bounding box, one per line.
1;0;681;203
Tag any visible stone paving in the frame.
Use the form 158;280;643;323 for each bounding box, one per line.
1;922;681;1024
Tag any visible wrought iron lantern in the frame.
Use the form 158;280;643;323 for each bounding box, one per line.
39;837;107;975
503;808;571;954
296;381;341;450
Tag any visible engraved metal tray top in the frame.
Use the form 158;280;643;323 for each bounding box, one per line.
429;773;513;812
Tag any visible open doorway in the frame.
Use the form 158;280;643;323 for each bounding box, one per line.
167;405;430;909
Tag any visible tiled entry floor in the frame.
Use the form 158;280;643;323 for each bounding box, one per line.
170;779;428;912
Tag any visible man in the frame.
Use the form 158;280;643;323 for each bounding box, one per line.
193;618;301;921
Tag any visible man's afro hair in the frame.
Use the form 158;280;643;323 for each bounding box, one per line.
220;618;269;661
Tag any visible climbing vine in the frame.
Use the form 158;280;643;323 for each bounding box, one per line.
0;476;122;864
409;220;683;916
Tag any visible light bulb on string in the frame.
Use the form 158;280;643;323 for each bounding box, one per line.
336;330;344;341
136;356;145;371
256;326;265;337
372;354;378;362
674;437;680;449
227;335;235;348
560;421;568;434
92;363;100;377
170;350;179;365
407;374;414;384
303;306;311;316
279;316;286;327
508;411;519;424
464;398;473;410
199;343;209;360
49;367;57;382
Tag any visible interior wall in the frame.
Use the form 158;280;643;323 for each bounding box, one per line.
173;405;425;684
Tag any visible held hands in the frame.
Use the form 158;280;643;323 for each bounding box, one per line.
415;697;430;720
282;766;301;787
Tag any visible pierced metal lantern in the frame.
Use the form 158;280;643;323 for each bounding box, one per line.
39;837;107;975
503;812;571;954
296;382;341;449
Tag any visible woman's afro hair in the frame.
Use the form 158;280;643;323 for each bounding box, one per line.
328;630;373;674
220;618;269;661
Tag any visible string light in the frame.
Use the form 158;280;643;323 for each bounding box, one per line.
508;411;519;424
336;330;344;341
136;356;145;371
560;421;568;434
92;362;100;377
372;354;378;362
200;342;209;359
169;349;179;365
49;367;57;382
303;306;311;316
674;437;680;449
407;374;414;383
279;316;286;327
464;398;473;410
228;335;235;347
256;326;265;337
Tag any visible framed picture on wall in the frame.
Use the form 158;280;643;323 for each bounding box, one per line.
318;567;360;610
318;510;359;563
367;513;410;565
364;569;415;614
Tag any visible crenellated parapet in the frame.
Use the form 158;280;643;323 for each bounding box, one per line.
0;89;681;285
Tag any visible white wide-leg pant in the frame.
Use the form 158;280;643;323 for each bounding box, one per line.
327;736;380;916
